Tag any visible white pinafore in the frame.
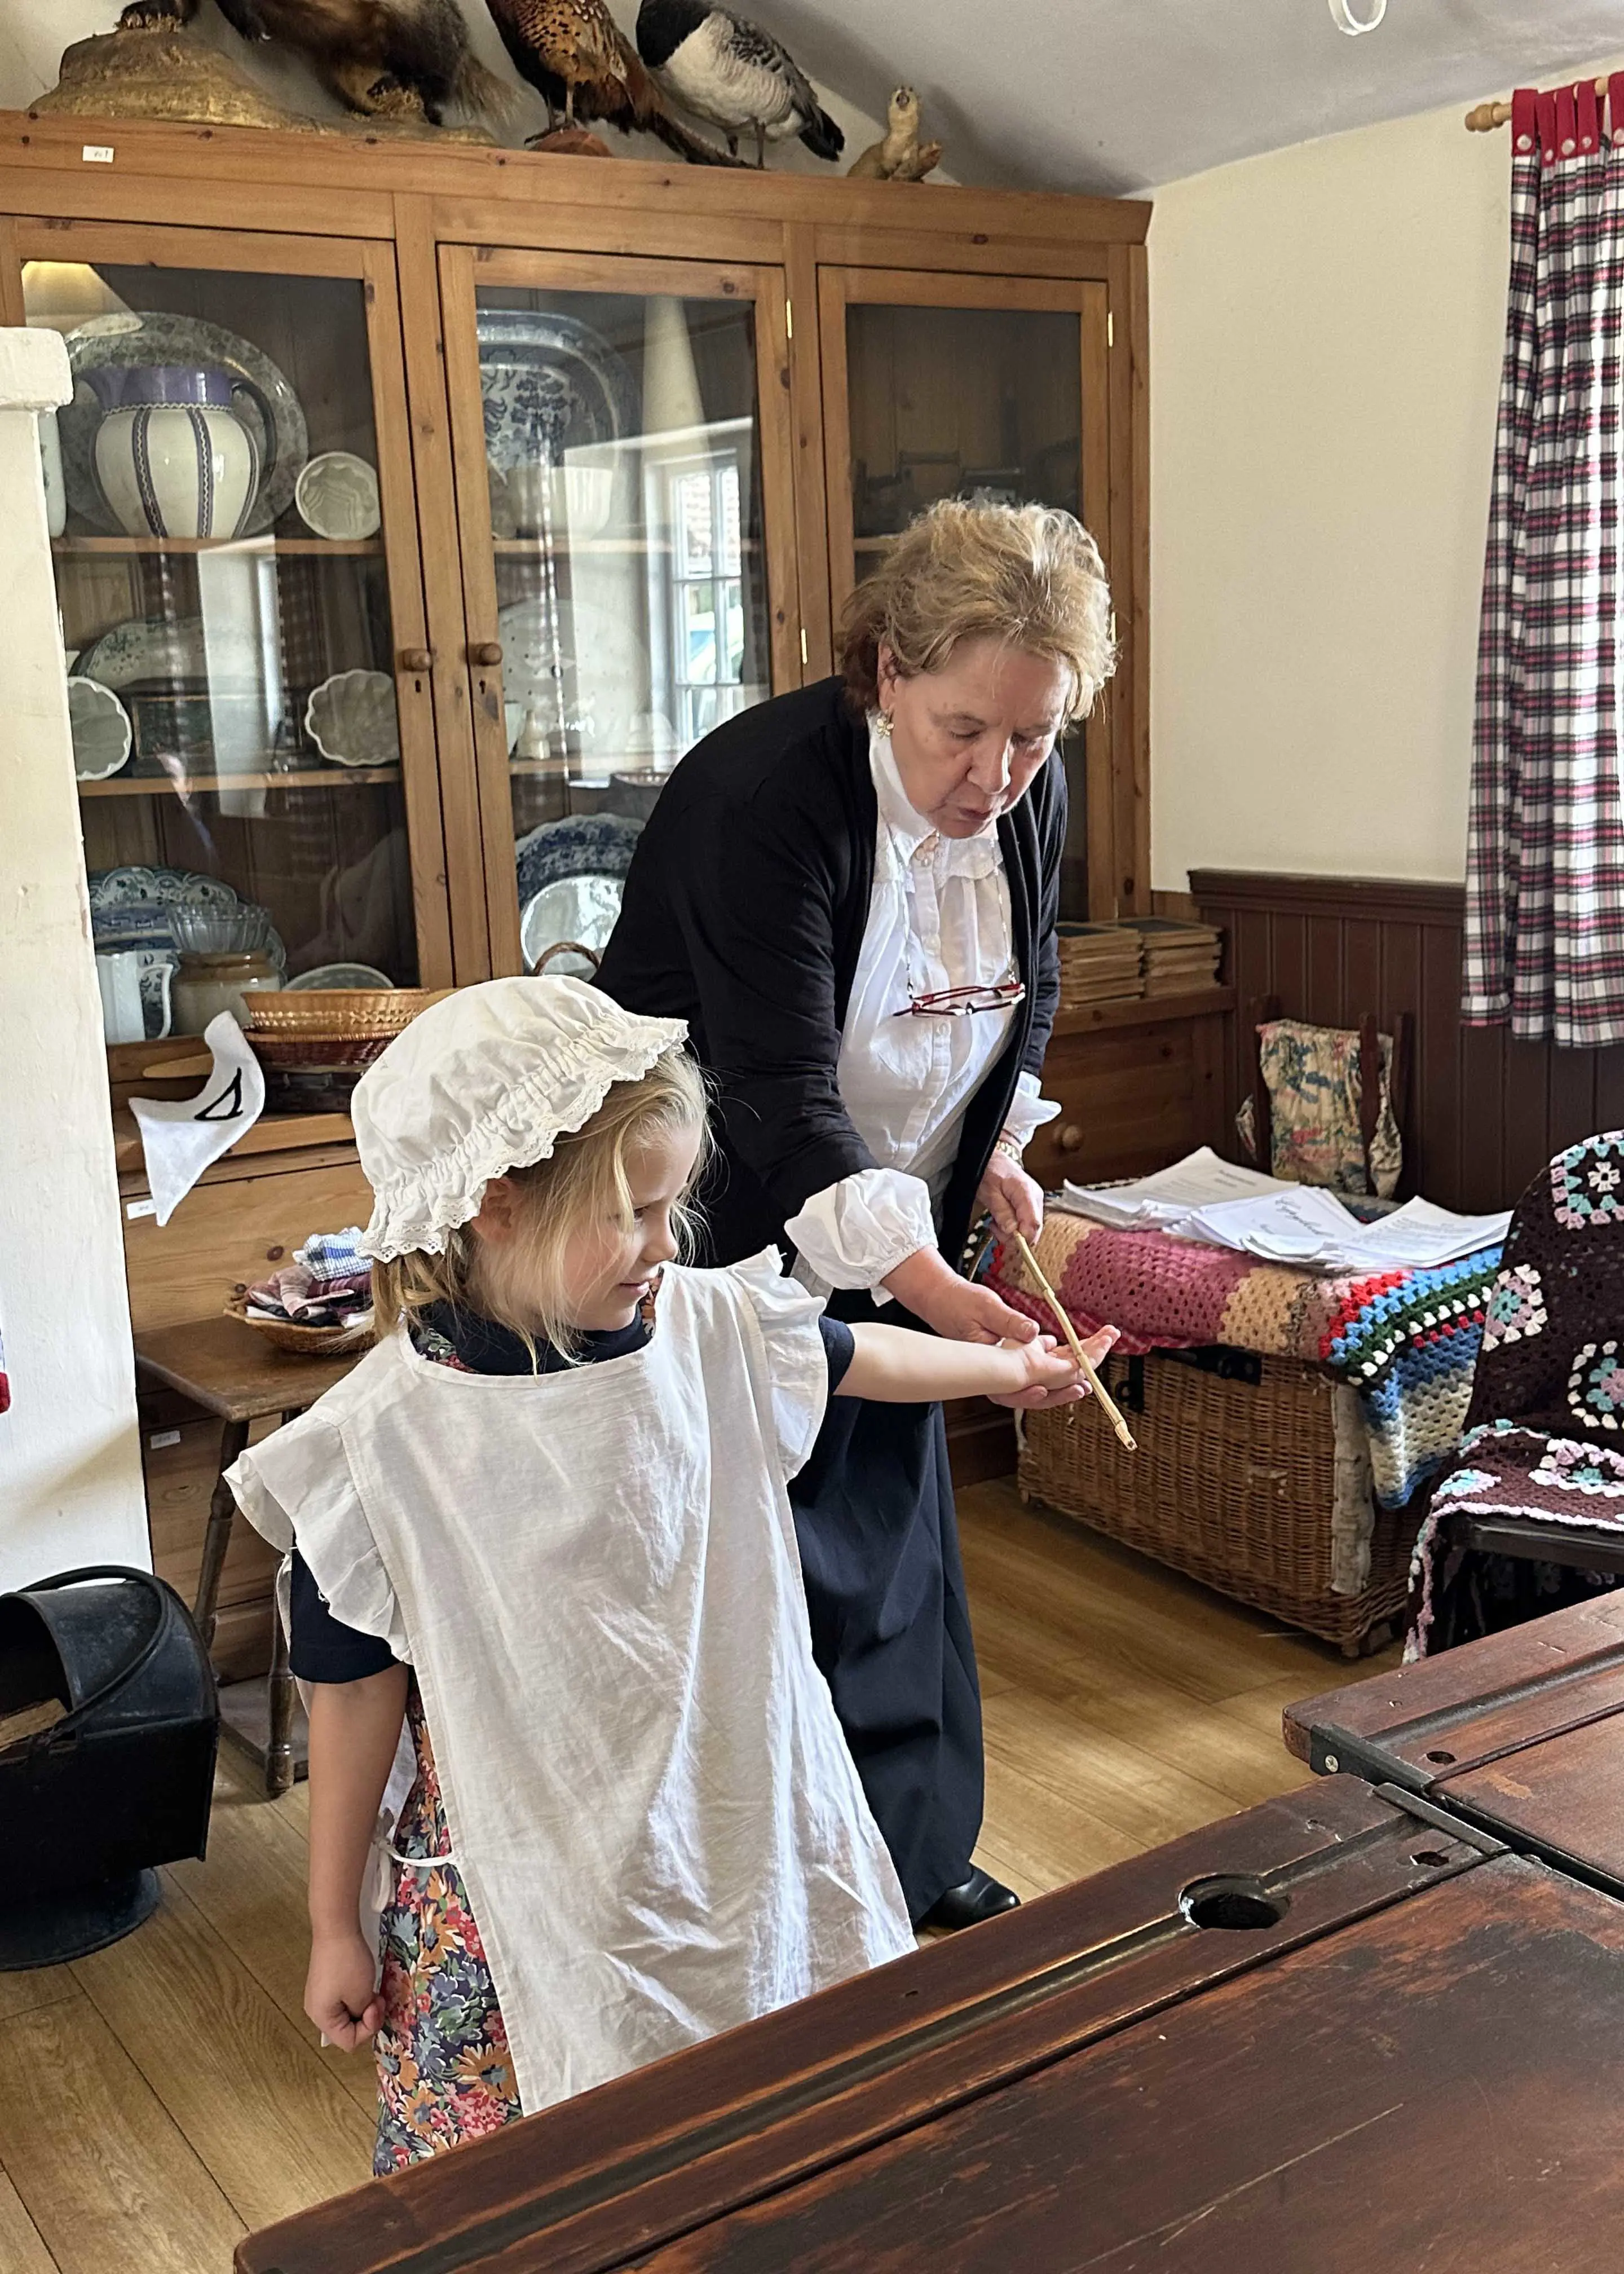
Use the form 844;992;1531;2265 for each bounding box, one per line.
230;1253;913;2113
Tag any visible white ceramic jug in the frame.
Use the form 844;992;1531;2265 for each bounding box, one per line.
90;365;261;541
95;950;161;1046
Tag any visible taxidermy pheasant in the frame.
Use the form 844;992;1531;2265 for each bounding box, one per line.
483;0;738;162
634;0;843;168
116;0;512;125
847;85;942;181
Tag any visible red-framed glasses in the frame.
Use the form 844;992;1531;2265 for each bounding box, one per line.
894;979;1027;1019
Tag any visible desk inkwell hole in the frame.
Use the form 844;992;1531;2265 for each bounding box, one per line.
1411;1849;1452;1868
1424;1749;1457;1765
1178;1875;1289;1932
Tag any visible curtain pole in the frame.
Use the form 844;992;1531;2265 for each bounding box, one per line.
1466;75;1609;132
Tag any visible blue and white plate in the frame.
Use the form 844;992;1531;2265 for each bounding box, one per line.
514;813;642;906
477;309;638;480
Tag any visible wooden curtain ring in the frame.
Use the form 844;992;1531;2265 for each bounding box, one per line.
530;940;601;977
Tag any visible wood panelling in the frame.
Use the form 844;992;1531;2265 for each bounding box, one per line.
1190;870;1624;1212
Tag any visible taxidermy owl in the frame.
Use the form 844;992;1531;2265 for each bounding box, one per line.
634;0;843;168
847;86;942;182
483;0;738;164
116;0;513;125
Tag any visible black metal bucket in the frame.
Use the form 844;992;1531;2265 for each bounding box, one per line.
0;1566;219;1967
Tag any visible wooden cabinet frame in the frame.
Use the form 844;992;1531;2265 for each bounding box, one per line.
435;242;802;977
6;207;456;987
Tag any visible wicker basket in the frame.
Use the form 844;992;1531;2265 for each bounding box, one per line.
224;1292;374;1356
1018;1347;1421;1655
245;987;449;1041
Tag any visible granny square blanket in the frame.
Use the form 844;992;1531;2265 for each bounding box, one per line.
986;1212;1503;1510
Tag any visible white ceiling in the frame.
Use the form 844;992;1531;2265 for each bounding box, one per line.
746;0;1624;192
6;0;1624;192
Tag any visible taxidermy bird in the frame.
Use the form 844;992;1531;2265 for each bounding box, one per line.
116;0;513;124
483;0;738;161
847;85;942;182
634;0;844;169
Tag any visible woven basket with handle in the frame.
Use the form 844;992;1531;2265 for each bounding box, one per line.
1019;1347;1421;1655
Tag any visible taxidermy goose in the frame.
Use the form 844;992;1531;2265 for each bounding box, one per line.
847;85;942;180
634;0;844;168
117;0;513;125
483;0;738;162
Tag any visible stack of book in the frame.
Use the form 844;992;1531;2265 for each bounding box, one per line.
1056;922;1144;1008
1127;918;1223;995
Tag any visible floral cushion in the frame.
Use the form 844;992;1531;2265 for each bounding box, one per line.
1236;1018;1401;1198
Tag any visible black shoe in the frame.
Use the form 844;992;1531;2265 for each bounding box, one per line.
917;1866;1021;1933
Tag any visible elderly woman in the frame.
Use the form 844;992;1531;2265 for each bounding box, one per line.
597;500;1116;1930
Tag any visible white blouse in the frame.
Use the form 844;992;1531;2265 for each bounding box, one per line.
784;719;1058;1295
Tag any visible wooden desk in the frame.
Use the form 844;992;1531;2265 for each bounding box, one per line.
238;1776;1624;2273
135;1315;363;1796
1285;1593;1624;1896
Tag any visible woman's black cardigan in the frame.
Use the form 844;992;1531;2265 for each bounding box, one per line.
595;677;1065;1270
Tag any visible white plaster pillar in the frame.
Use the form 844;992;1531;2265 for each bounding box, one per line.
0;325;147;1588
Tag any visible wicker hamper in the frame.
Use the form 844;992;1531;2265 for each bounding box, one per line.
1018;1347;1422;1655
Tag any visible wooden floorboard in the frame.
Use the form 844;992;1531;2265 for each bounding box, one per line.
0;1989;243;2274
1;1474;1381;2272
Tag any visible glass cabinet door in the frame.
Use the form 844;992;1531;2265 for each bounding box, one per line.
818;270;1111;920
23;223;448;1065
437;249;799;979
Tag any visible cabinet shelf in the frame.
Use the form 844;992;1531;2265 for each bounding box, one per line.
54;535;383;558
78;765;401;797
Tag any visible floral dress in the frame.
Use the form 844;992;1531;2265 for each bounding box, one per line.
297;1303;646;2175
372;1680;520;2171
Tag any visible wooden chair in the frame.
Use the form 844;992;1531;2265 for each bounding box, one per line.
1244;993;1414;1198
134;1314;362;1797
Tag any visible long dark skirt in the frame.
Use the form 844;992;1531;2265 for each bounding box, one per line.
789;1289;985;1921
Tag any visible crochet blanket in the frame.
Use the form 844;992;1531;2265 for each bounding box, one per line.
986;1212;1502;1510
1405;1131;1624;1656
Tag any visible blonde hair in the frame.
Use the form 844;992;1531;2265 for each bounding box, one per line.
840;499;1116;726
370;1043;709;1364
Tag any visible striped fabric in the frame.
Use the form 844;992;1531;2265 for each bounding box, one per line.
1463;76;1624;1046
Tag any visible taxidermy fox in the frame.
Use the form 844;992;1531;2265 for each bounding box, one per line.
117;0;513;124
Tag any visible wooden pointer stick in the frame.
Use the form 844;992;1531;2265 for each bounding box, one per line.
1012;1231;1137;1453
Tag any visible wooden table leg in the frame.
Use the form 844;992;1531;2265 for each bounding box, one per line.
195;1415;251;1658
266;1592;295;1800
263;1404;306;1800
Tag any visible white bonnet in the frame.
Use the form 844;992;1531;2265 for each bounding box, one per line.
351;976;689;1263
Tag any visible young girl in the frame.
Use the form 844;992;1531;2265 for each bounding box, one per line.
228;977;1098;2171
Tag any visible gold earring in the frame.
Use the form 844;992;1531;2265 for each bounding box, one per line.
875;710;893;740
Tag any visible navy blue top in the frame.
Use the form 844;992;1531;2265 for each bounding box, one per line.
289;1299;856;1684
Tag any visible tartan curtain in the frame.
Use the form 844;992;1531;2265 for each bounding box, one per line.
1463;76;1624;1046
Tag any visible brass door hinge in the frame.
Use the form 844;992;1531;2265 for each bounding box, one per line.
785;299;794;341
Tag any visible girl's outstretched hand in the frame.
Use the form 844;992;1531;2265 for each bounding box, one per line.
306;1930;385;2051
986;1324;1120;1412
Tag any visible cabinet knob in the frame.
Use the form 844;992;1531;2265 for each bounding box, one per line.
469;641;503;668
398;646;433;675
1057;1123;1084;1154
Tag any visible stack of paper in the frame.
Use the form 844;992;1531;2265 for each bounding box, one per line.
1058;1148;1510;1273
1056;922;1144;1007
1057;1147;1285;1229
1126;918;1223;995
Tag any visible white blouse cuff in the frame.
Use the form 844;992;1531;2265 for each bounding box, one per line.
1000;1070;1062;1151
784;1168;937;1304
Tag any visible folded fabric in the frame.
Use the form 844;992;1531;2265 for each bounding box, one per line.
298;1229;367;1286
239;1225;374;1335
